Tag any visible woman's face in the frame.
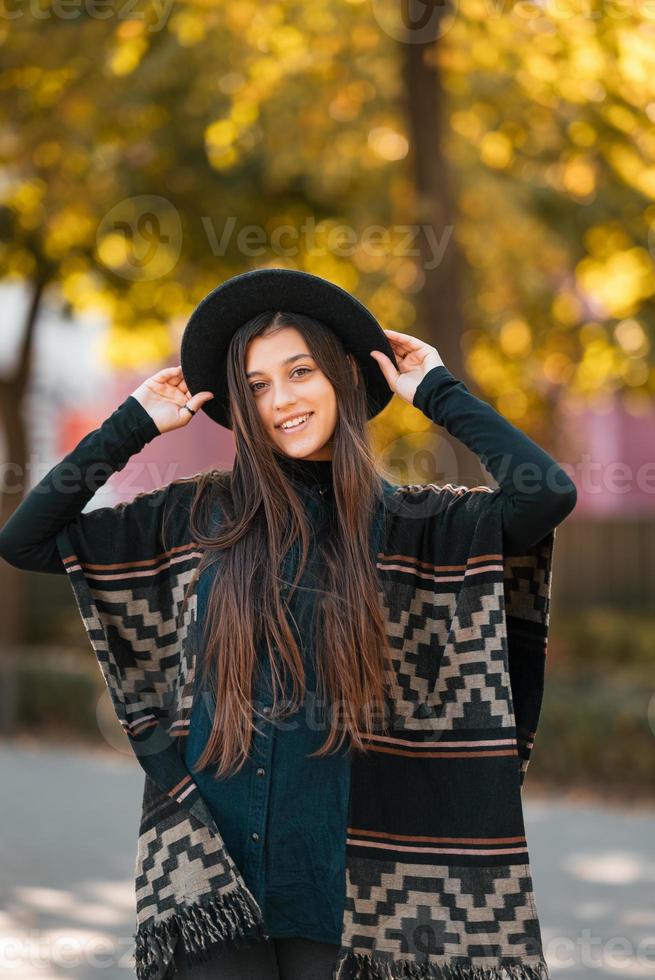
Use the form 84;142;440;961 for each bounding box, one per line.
245;325;343;461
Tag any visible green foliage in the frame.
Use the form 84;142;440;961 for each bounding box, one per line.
534;674;655;796
552;605;655;676
16;653;102;737
528;605;655;795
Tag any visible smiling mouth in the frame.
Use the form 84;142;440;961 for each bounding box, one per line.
277;412;314;434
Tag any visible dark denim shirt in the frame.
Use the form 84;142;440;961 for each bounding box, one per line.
184;456;368;945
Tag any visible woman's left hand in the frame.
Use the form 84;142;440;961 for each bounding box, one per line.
370;330;446;406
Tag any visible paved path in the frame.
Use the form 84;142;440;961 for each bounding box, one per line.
1;740;653;979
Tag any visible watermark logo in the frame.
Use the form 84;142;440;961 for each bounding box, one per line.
371;0;458;43
96;195;182;281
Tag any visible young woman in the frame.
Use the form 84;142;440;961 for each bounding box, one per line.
0;269;577;980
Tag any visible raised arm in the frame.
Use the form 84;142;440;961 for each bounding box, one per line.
412;365;577;553
0;364;216;574
0;396;161;574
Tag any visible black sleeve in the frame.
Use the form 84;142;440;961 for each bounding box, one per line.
0;395;161;574
412;365;577;553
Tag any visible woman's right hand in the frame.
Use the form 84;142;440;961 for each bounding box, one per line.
130;365;215;435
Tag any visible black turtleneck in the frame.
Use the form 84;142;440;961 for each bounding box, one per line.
275;453;333;489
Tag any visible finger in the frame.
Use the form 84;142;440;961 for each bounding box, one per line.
387;341;415;360
175;392;207;425
370;350;399;392
187;391;215;411
147;379;177;397
386;343;413;366
176;392;213;422
150;379;185;401
154;366;183;381
172;382;189;400
383;329;419;341
386;337;419;356
382;329;422;351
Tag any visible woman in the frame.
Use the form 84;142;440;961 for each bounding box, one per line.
0;268;576;980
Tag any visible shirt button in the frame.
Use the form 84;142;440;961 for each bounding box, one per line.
262;706;271;715
256;767;265;777
251;832;260;842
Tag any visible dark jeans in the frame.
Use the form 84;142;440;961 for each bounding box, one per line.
162;934;340;980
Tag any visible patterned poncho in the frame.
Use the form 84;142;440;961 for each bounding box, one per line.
55;471;555;980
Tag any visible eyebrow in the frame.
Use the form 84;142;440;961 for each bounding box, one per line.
246;353;315;379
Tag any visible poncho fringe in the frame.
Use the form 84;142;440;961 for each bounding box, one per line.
333;951;549;980
133;887;267;979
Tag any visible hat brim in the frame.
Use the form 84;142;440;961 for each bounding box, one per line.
180;268;398;429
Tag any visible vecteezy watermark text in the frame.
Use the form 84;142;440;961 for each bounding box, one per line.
201;215;453;270
96;196;456;278
4;453;655;500
0;0;174;30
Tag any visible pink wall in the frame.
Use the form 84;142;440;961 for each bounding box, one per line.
562;399;655;516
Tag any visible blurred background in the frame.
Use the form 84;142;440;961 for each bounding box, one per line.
0;1;654;978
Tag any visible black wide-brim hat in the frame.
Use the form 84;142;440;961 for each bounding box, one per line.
180;267;398;430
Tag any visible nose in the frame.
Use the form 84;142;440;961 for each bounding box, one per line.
272;383;298;414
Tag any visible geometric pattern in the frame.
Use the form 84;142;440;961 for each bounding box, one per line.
336;857;546;975
335;482;555;978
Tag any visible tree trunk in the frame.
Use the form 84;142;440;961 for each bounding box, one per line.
400;21;485;488
0;277;46;733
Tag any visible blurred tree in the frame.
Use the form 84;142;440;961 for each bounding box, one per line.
440;1;655;440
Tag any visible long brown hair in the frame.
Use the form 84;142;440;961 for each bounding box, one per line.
184;311;393;779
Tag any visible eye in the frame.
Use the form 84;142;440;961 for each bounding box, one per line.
249;367;312;393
